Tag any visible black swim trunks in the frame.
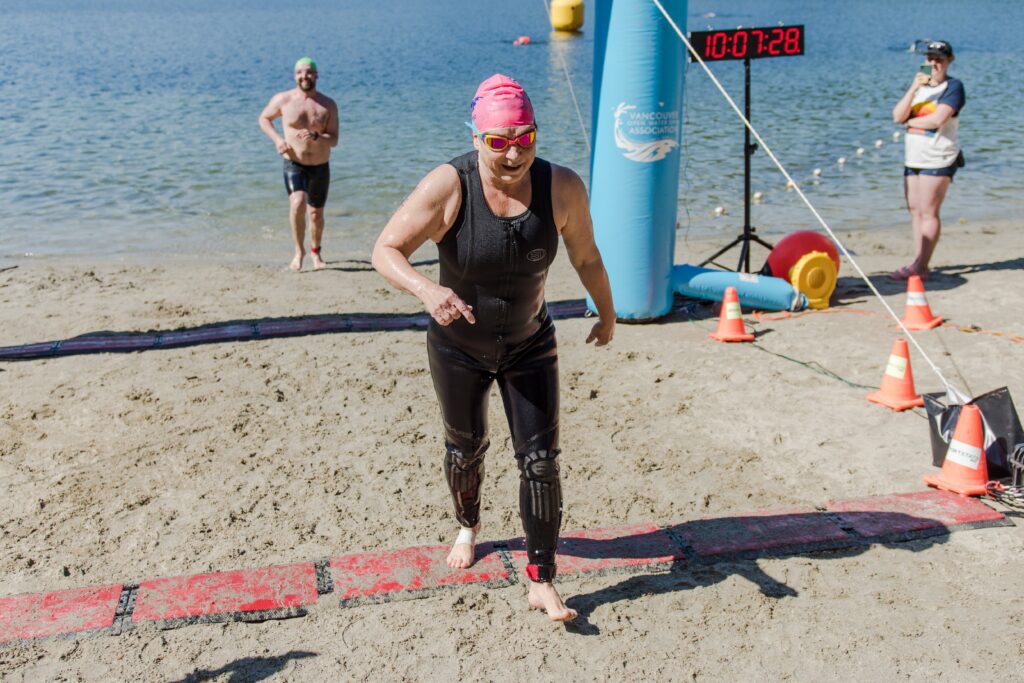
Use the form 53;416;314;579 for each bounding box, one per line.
283;159;330;208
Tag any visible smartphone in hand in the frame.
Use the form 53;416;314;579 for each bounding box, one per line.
919;64;933;77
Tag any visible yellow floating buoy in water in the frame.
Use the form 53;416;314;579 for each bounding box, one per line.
550;0;584;32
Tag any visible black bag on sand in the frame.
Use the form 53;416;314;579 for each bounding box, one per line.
924;387;1024;479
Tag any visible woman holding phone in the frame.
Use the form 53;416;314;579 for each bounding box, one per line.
890;40;965;280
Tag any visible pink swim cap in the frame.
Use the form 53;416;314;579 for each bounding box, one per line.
470;74;535;131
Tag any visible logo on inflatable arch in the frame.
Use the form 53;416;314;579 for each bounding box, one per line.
613;102;680;163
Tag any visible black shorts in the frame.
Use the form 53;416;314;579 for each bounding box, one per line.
905;152;963;182
283;160;330;208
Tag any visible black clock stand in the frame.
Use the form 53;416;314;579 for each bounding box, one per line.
699;57;775;273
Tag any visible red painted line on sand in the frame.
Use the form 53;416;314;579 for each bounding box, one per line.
331;542;510;601
826;490;1007;538
0;584;122;644
132;563;317;623
0;491;1008;644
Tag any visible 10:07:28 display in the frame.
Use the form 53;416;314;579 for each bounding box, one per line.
689;26;805;62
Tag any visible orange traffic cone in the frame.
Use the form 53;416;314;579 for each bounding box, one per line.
710;287;754;342
901;275;943;330
924;403;990;496
865;338;925;411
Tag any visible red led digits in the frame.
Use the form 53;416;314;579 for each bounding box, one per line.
752;29;766;54
783;27;801;54
691;25;804;62
731;31;748;58
709;31;727;59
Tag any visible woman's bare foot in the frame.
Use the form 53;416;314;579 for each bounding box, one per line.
527;582;577;622
445;524;479;569
289;250;305;272
311;247;326;270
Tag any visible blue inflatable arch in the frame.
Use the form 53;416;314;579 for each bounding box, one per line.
589;0;804;317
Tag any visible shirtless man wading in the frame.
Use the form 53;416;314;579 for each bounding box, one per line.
259;57;339;271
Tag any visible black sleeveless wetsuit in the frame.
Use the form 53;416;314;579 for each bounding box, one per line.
428;151;562;582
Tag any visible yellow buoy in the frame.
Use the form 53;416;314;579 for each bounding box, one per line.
788;251;837;309
550;0;584;32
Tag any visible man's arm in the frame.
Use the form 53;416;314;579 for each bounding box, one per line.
553;165;615;346
258;93;292;155
317;98;340;148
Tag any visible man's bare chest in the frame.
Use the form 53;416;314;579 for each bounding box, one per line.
283;99;329;130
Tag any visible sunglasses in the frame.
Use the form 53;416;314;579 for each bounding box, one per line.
466;122;537;151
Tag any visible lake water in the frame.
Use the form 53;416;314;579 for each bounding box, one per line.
0;0;1021;265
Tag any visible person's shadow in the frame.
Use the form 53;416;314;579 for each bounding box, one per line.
315;257;439;273
501;510;959;635
166;650;317;682
832;255;1024;303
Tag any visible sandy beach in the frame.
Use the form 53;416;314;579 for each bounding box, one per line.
1;218;1023;681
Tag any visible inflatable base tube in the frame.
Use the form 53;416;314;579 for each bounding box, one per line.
672;264;807;312
0;301;592;361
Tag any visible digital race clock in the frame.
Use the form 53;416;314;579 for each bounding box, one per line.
689;25;805;62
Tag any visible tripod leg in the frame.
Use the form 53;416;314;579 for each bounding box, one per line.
737;239;750;273
698;236;744;267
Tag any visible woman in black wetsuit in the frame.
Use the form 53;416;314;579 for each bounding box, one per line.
372;74;615;622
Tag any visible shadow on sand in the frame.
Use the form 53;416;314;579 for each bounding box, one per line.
508;510;961;636
833;256;1024;303
312;257;438;274
167;650;317;683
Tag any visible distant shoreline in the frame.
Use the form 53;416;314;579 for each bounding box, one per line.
1;213;1017;272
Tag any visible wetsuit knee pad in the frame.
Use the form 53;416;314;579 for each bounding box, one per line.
444;437;489;475
517;448;562;582
443;439;489;528
517;448;560;484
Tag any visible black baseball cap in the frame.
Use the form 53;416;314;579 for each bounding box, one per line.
925;40;953;58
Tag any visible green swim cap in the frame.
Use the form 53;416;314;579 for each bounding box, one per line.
294;57;317;71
